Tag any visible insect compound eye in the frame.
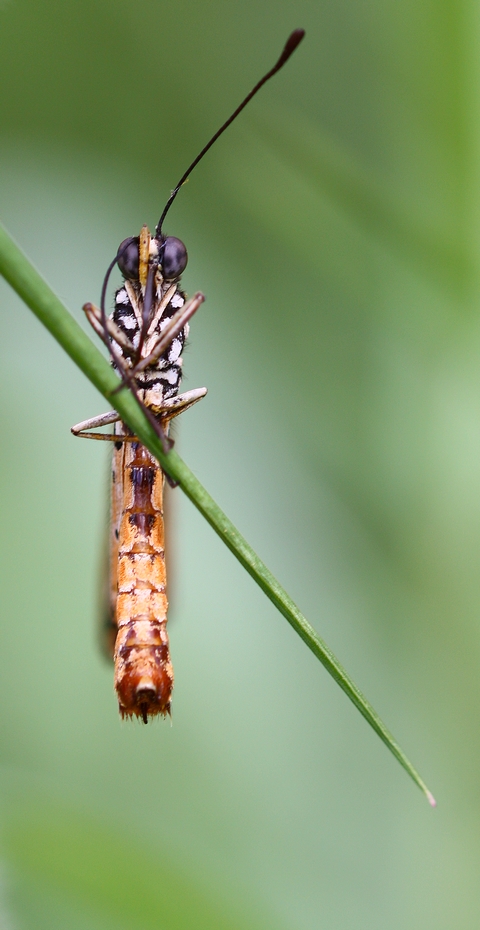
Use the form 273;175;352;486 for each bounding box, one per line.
160;236;188;279
116;237;140;280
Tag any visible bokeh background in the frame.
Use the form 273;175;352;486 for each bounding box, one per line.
0;0;479;927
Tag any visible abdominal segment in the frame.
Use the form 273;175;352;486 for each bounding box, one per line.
113;440;173;721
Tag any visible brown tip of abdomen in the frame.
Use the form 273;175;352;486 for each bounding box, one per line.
116;664;173;721
114;621;173;721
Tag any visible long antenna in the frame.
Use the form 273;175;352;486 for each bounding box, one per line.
155;28;305;237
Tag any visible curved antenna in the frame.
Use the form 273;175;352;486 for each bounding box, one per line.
99;239;133;353
155;28;305;237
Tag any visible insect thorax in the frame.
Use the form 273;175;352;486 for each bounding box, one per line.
112;278;188;409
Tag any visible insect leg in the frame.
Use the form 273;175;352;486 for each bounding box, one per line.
83;303;136;356
158;387;208;422
131;292;205;376
71;410;121;440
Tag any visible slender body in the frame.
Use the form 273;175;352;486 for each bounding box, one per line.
71;30;305;721
110;240;195;719
113;435;172;721
73;227;207;720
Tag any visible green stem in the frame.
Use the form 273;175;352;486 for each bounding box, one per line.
0;222;435;806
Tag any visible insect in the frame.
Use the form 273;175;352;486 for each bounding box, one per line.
72;29;305;723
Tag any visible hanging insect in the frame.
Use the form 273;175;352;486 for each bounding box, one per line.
72;28;305;723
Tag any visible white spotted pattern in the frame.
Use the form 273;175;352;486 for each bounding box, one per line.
121;314;137;330
112;277;188;404
168;338;182;363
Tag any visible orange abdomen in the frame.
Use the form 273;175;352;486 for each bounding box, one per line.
114;441;173;721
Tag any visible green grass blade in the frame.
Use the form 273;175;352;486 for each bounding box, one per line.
0;221;436;805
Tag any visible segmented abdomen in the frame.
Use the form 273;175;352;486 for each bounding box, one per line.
113;439;173;721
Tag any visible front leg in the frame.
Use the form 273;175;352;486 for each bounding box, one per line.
83;303;136;356
131;292;205;376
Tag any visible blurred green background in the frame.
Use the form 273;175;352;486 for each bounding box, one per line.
0;0;479;927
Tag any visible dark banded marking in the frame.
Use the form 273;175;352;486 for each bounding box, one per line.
114;440;173;719
112;283;188;407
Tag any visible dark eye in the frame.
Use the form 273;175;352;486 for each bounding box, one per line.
117;237;139;280
160;237;188;279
